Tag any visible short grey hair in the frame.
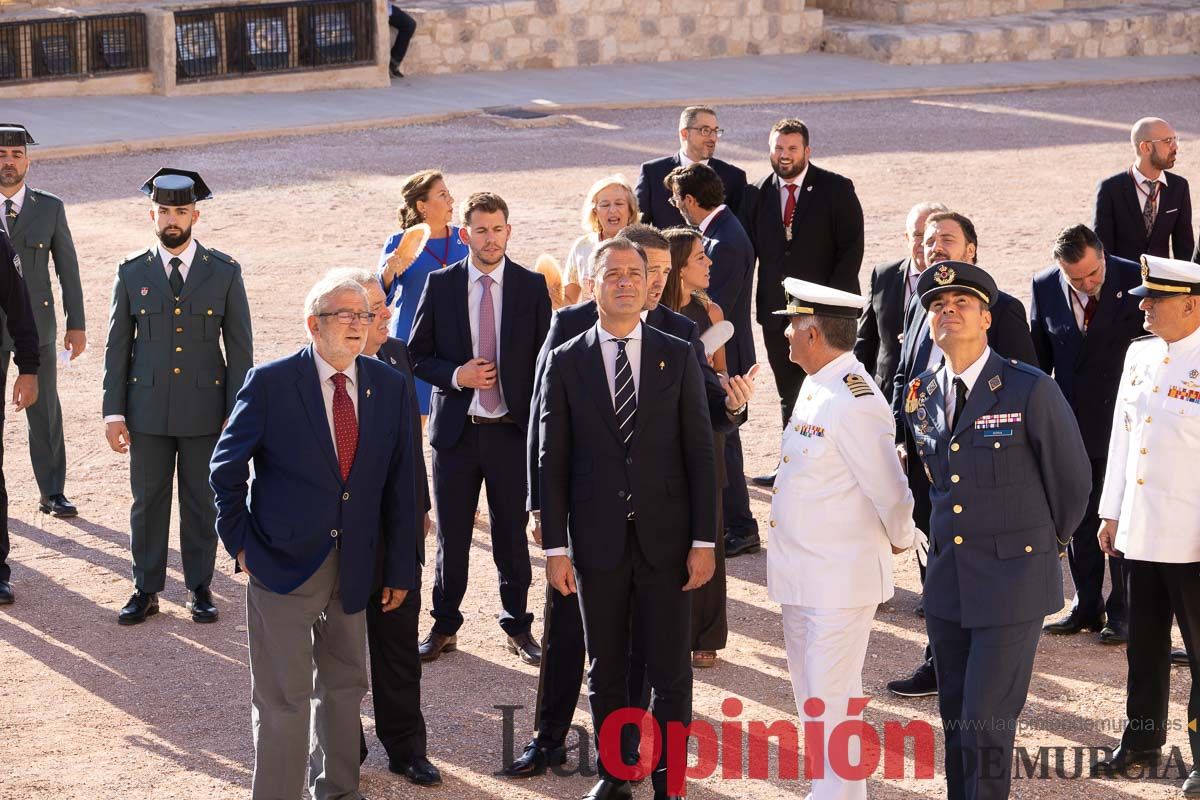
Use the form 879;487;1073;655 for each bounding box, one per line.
589;236;647;279
793;314;857;352
304;272;369;326
680;105;716;130
325;267;380;292
905;201;949;233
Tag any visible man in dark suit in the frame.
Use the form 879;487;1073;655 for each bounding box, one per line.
0;124;84;519
886;210;1038;698
1031;225;1144;645
540;236;716;800
507;225;751;781
1094;116;1193;263
408;192;551;665
635;105;746;229
739;118;864;484
210;273;420;800
102;169;253;625
904;261;1090;800
664;163;760;557
855;201;947;391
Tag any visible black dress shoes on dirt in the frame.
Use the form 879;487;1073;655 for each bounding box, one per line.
0;580;12;605
391;755;442;786
507;631;542;665
501;739;567;778
582;779;633;800
750;471;777;488
1091;745;1161;775
1173;647;1190;666
187;586;219;623
886;663;938;697
1099;622;1128;644
419;631;457;662
724;531;761;558
1043;611;1105;635
118;590;159;625
39;493;78;518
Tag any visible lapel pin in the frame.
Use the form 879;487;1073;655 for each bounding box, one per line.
659;361;665;370
202;254;209;262
988;375;1002;392
389;357;397;365
1116;291;1123;298
366;388;372;398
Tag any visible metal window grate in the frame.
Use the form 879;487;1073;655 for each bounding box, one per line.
0;13;148;84
175;0;375;82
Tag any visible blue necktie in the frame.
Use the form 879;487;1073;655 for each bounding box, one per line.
613;338;636;445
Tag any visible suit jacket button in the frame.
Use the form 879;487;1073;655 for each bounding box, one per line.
330;529;338;537
207;309;214;315
951;442;960;452
1137;478;1145;485
42;300;48;306
342;492;350;500
993;442;1000;449
951;474;960;483
140;309;146;315
953;535;963;544
174;308;182;316
770;520;777;528
626;457;632;465
782;455;790;463
173;367;181;375
1024;545;1033;553
175;346;182;352
618;490;626;499
953;504;963;514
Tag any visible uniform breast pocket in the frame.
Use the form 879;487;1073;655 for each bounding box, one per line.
196;298;225;341
196;367;227;390
973;429;1026;487
131;294;163;340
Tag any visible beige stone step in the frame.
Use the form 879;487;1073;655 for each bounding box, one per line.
809;0;1145;25
819;0;1200;64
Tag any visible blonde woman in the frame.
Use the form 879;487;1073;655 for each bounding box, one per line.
562;175;638;304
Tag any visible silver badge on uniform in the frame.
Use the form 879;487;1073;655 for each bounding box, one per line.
11;251;20;278
988;375;1002;392
917;407;928;420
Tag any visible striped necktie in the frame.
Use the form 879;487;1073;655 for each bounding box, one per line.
613;338;636;445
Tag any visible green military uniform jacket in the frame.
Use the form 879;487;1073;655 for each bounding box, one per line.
102;242;253;438
1;188;84;350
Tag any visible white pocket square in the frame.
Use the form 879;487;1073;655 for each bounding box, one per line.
1164;207;1179;214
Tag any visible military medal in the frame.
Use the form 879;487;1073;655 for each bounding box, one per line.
784;225;793;242
917;406;927;421
905;378;921;414
924;464;933;482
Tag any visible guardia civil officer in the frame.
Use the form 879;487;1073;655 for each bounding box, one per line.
102;169;253;625
0;224;41;604
1091;256;1200;795
0;124;84;519
903;261;1089;800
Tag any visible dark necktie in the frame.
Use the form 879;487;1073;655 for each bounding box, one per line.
331;373;358;481
1143;179;1159;237
3;199;14;234
1083;294;1098;332
613;338;636;444
168;256;184;298
951;377;967;430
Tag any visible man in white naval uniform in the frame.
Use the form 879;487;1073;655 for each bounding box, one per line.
1094;254;1200;795
768;277;922;800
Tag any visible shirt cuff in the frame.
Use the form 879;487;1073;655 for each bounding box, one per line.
691;540;715;548
451;367;461;391
103;414;126;424
544;547;568;557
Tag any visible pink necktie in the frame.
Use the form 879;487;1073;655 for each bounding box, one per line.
477;275;500;412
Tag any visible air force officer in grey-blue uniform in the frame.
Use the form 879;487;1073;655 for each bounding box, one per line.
902;261;1090;800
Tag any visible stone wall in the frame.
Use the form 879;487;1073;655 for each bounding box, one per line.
401;0;824;75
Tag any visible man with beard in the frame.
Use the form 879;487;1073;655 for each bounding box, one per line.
1095;117;1193;263
0;124;83;520
738;118;864;486
102;169;253;625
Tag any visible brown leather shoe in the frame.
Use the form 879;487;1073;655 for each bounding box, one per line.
506;631;542;665
418;631;457;662
692;650;717;668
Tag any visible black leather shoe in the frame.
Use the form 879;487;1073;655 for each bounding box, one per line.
1091;745;1161;775
187;586;218;623
389;61;405;78
38;493;78;518
390;755;441;786
1173;647;1190;666
750;471;776;488
118;590;159;625
1043;611;1105;635
419;631;457;662
507;631;542;665
582;779;632;800
886;663;938;697
915;598;924;617
501;739;567;778
1184;769;1200;796
0;580;12;605
1099;623;1128;644
725;531;761;558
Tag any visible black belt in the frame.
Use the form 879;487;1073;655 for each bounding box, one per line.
469;414;514;425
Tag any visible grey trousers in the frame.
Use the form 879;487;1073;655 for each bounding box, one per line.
128;431;219;593
247;550;368;800
1;343;67;496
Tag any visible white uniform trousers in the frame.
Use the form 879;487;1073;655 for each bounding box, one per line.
781;603;878;800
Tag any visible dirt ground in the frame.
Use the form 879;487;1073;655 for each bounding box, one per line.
1;81;1198;800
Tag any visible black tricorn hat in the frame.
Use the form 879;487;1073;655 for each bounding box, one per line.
0;124;36;147
140;168;213;205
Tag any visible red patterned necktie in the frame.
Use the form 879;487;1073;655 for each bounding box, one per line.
783;183;798;226
330;373;358;481
1083;294;1098;331
477;274;500;412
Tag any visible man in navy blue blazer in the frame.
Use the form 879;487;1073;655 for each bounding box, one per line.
635;105;746;229
408;192;551;665
1030;225;1144;644
210;272;419;800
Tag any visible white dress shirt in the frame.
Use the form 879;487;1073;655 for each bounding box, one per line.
158;238;198;283
0;184;26;235
1132;162;1168;212
942;346;991;424
698;204;726;235
777;165;810;219
1058;271;1096;332
678;149;709;169
450;258;508;418
903;259;921;310
313;348;359;443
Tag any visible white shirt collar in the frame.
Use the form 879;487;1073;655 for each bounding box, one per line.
639;309;649;321
811;349;858;384
468;257;506;285
945;346;992;394
679;149;709;168
1167;324;1200;355
313;347;358;388
698;204;726;234
598;321;643;343
778;163;810;190
1;184;27;210
157;238;198;270
1133;163;1168;187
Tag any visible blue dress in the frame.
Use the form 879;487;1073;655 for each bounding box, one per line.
377;226;469;415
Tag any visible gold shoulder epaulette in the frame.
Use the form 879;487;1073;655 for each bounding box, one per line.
844;373;873;398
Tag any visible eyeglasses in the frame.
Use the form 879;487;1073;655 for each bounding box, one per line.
318;311;376;324
1143;136;1179;147
686;126;724;138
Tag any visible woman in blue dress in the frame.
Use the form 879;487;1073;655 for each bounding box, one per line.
377;170;468;420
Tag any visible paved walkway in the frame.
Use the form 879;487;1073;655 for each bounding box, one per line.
14;52;1200;158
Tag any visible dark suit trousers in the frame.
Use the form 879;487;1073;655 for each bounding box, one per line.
722;429;757;538
2;344;67;496
575;525;692;792
365;580;427;765
1119;559;1200;766
1066;458;1127;624
0;386;8;582
430;422;532;637
762;324;806;426
388;7;416;64
128;431;219;593
926;613;1042;800
533;579;588;748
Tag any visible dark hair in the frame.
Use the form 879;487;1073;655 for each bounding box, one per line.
771;118;810;146
397;169;445;228
590;236;647;279
1053;223;1104;264
620;222;669;253
661;226;703;312
663;163;725;211
460;191;510;225
813;315;858;351
925;211;978;262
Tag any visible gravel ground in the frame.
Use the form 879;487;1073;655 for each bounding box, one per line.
1;81;1198;800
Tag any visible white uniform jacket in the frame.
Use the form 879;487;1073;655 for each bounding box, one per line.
768;350;917;608
1099;326;1200;563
